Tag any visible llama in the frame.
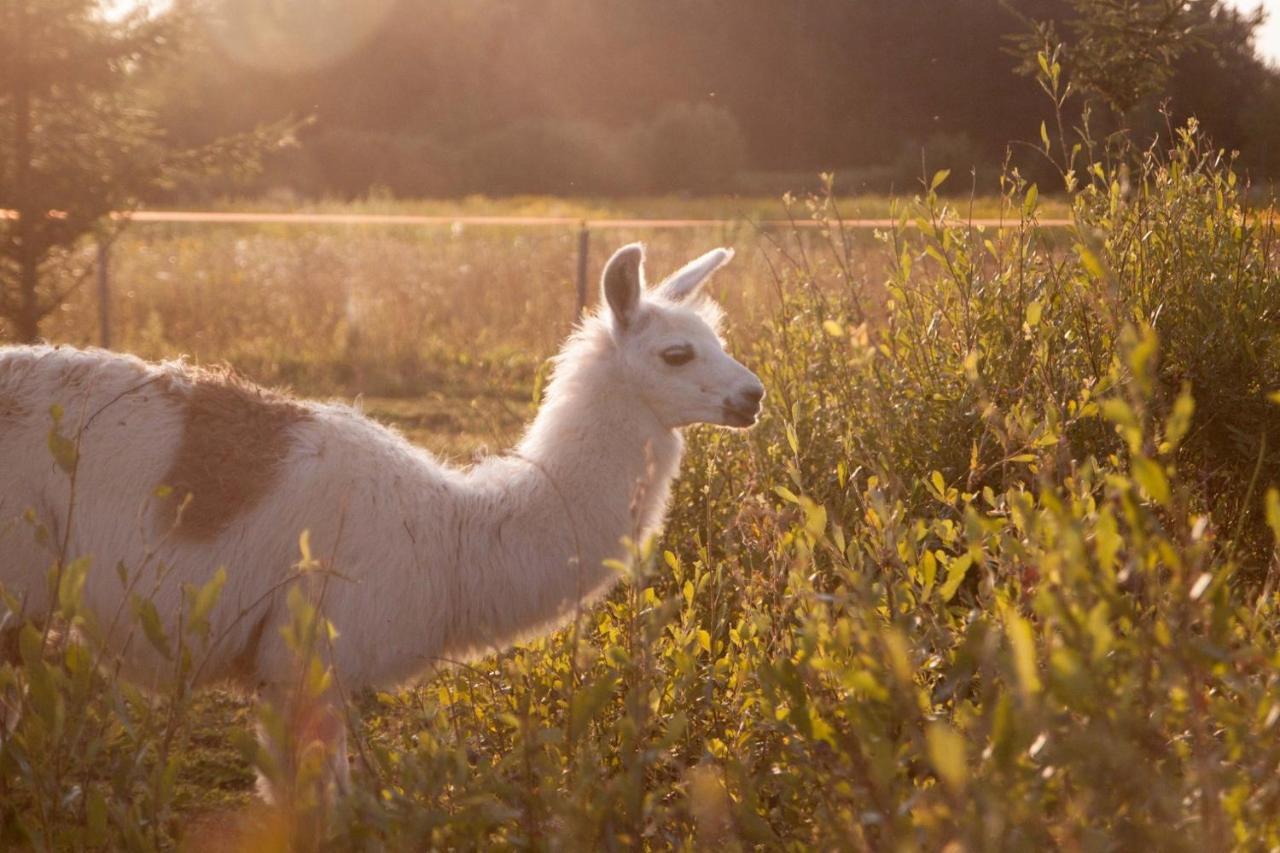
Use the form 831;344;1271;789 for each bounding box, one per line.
0;242;764;792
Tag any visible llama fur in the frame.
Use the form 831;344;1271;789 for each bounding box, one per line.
0;243;764;785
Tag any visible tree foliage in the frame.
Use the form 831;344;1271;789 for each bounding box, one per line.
0;0;282;343
150;0;1280;198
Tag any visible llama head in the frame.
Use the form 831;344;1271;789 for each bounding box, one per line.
601;242;764;429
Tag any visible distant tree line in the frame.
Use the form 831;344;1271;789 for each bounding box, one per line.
150;0;1280;197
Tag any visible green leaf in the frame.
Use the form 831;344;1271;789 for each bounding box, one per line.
57;556;92;619
47;427;78;475
1160;387;1195;454
939;553;973;602
569;674;618;740
799;497;828;539
1006;612;1041;696
296;529;321;572
1131;455;1171;507
1095;508;1121;574
86;787;108;844
930;169;951;191
926;722;967;793
1023;184;1039;217
1076;243;1106;280
1266;489;1280;544
921;550;938;599
1025;300;1043;328
186;567;227;641
132;597;172;660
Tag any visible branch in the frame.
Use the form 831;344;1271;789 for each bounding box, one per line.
34;216;132;322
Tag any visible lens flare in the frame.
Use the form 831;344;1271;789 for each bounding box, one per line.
211;0;397;74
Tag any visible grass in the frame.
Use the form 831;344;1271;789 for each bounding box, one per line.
6;131;1280;849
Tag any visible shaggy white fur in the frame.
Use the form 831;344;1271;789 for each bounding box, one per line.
0;243;763;789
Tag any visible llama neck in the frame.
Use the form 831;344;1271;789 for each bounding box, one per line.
442;354;683;658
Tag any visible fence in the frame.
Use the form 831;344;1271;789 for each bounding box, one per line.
89;210;1075;349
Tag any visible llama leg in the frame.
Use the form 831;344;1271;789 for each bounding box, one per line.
253;682;351;803
0;621;22;737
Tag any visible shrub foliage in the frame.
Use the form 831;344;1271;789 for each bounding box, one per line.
3;122;1280;849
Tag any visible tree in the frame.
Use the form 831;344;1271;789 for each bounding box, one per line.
0;0;275;343
1011;0;1203;128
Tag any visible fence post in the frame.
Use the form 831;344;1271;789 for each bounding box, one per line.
575;223;589;319
96;238;111;349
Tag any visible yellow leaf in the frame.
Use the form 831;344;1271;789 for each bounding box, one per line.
939;553;973;602
926;722;967;793
1025;300;1043;327
1006;612;1041;696
1131;455;1171;507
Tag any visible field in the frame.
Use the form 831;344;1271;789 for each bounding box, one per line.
7;135;1280;851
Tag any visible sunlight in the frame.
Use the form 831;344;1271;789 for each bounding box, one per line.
1224;0;1280;65
98;0;170;23
210;0;397;73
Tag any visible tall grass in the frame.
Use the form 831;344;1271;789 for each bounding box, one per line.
3;123;1280;849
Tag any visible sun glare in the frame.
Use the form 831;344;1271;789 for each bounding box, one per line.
1224;0;1280;65
98;0;170;23
210;0;397;73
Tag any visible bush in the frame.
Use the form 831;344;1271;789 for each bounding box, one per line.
272;127;461;198
7;122;1280;848
460;119;637;196
891;131;1003;193
314;122;1280;847
631;102;748;194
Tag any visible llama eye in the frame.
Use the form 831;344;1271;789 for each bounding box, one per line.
661;345;695;366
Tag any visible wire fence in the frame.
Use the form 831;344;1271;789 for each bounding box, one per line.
86;209;1076;348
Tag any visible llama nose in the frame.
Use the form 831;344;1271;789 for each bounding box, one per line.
741;386;765;407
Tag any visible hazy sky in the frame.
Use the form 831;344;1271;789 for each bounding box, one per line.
1224;0;1280;64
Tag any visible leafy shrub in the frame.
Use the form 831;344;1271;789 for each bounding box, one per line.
461;119;637;196
281;127;461;198
310;121;1280;847
630;102;748;194
890;131;1000;192
7;121;1280;848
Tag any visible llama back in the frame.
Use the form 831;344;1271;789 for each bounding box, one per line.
0;347;313;686
1;347;189;644
0;345;465;690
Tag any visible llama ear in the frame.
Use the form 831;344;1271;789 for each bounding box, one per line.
602;243;644;329
654;248;734;302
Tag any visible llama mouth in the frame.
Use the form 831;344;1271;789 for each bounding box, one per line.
722;403;760;428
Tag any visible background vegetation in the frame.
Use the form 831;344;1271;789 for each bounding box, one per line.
146;0;1280;198
5;113;1280;848
5;0;1280;849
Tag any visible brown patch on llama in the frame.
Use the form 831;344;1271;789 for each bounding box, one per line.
159;367;311;541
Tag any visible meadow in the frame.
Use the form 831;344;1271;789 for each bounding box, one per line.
5;127;1280;851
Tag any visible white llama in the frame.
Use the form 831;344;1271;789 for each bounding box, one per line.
0;243;764;790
